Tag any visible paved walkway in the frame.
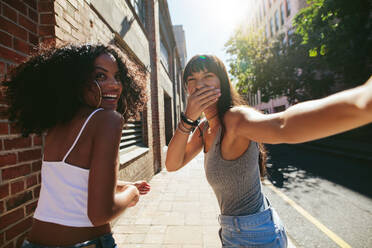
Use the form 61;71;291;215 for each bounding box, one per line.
113;152;296;247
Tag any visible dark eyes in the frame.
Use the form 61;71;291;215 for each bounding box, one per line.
186;74;214;83
95;73;106;81
95;72;121;82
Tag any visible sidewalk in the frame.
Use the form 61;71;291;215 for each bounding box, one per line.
113;152;296;247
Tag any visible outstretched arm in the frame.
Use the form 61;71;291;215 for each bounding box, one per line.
229;76;372;144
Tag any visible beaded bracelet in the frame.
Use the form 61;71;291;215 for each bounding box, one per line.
180;120;193;132
177;122;192;134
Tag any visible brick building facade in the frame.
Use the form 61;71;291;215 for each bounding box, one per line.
0;0;186;247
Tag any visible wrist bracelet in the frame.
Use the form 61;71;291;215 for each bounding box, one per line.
178;122;191;133
181;112;200;127
180;120;193;132
177;123;191;134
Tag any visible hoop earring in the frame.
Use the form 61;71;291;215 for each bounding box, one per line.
94;80;102;108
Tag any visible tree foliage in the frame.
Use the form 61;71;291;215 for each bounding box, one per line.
294;0;371;86
226;0;372;104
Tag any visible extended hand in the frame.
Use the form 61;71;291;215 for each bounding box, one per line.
133;180;151;195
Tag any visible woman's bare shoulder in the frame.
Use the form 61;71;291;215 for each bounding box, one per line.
89;110;124;137
93;110;124;126
224;106;259;123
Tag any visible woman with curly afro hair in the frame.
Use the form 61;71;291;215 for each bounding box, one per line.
4;43;151;248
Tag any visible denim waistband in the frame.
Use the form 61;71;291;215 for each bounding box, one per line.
22;233;115;248
218;206;274;228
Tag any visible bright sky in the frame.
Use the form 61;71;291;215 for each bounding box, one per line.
168;0;254;71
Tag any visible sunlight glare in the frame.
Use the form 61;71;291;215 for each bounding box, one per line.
207;0;254;34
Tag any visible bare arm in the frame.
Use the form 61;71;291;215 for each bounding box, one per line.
165;121;205;171
166;85;220;172
231;76;372;144
87;110;140;226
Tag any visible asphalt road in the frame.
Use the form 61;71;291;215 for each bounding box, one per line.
262;144;372;248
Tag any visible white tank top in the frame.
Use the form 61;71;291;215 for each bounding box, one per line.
33;108;103;227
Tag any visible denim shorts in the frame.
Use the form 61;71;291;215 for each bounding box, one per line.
21;233;117;248
218;206;288;247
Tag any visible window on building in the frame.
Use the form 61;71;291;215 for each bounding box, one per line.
275;10;279;31
259;7;262;22
286;0;291;17
270;18;274;36
130;0;146;26
280;4;285;25
274;105;286;113
160;39;169;72
120;117;144;153
265;25;269;39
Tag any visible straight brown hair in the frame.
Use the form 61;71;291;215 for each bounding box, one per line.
183;55;267;177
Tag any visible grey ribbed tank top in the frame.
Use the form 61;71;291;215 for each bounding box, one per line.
203;124;264;216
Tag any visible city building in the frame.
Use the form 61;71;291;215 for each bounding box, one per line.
172;24;187;118
0;0;186;247
246;0;307;113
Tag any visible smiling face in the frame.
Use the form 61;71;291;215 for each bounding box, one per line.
85;53;123;110
186;69;221;95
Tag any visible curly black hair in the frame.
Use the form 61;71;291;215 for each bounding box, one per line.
3;43;147;136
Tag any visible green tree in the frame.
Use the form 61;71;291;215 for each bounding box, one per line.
226;0;371;104
226;29;332;104
294;0;372;88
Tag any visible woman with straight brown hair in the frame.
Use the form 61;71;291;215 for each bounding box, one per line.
165;54;372;247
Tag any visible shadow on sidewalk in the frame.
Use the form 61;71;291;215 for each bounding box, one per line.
265;144;372;198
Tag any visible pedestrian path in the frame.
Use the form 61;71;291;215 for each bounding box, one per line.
113;152;296;247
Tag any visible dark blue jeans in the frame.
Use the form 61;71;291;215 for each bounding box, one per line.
22;233;117;248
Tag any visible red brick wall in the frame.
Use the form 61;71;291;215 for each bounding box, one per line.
0;1;54;247
0;0;155;247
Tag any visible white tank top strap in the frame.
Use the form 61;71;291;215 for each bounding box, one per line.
62;108;104;162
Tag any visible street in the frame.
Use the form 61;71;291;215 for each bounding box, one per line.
264;144;372;248
112;144;372;247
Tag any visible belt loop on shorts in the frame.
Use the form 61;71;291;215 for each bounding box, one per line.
233;217;241;233
97;234;107;248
